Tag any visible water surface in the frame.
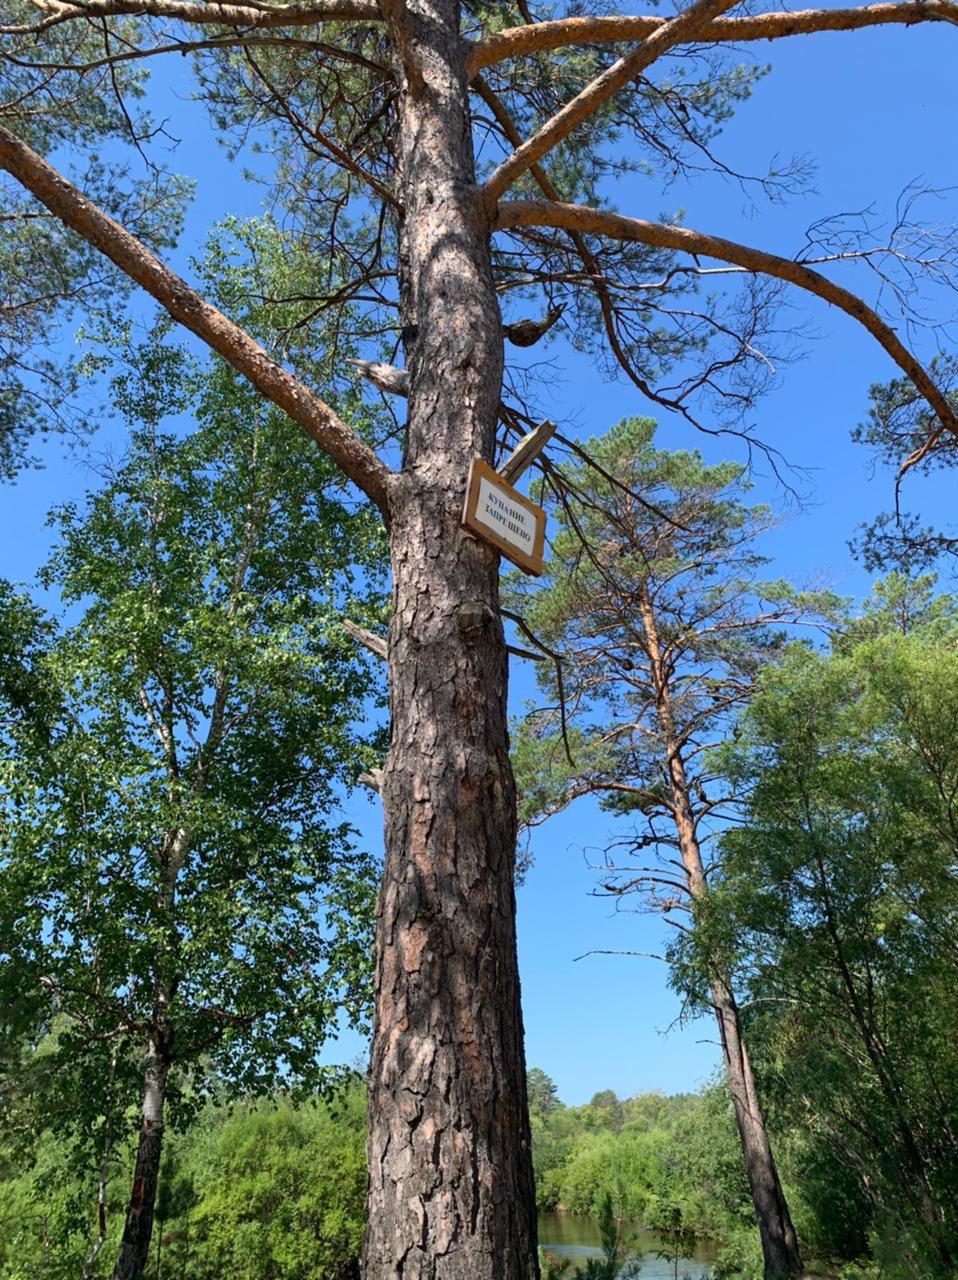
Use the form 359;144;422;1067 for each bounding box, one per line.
538;1211;717;1278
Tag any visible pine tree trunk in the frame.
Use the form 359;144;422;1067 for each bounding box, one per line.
711;978;802;1280
361;0;539;1275
112;1039;168;1280
636;589;802;1280
674;769;802;1280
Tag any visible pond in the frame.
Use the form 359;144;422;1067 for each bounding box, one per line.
538;1212;718;1279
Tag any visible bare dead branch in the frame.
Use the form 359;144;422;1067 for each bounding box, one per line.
507;643;546;661
494;199;958;446
0;125;395;515
573;947;667;962
341;618;388;659
347;357;409;396
501;606;575;766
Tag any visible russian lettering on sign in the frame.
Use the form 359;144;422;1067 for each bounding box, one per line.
462;457;546;576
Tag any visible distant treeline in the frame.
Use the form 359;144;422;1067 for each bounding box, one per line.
1;1072;759;1280
0;1064;925;1280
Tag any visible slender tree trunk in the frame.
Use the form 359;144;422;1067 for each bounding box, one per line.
113;1038;169;1280
711;977;802;1279
361;1;538;1276
636;589;802;1280
84;1046;118;1280
113;828;185;1280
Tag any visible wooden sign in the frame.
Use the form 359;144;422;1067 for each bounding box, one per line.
462;457;546;576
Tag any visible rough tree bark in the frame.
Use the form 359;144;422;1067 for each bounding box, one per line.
111;834;184;1280
710;980;801;1280
112;1037;170;1280
636;588;802;1280
361;0;538;1275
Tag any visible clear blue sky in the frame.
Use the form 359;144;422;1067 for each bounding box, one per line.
2;13;955;1105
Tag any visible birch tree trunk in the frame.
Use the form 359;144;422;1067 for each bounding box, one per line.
112;1038;169;1280
113;828;185;1280
361;0;538;1275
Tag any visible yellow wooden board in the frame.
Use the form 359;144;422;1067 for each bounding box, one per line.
461;457;545;576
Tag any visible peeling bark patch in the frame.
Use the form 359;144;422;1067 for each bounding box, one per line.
402;922;430;972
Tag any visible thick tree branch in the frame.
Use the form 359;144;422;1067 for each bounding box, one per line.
2;0;381;34
494;199;958;445
481;0;742;208
466;2;958;78
0;126;394;515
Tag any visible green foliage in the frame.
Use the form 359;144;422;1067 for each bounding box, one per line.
705;586;958;1274
527;1072;753;1257
511;414;839;865
538;1248;572;1279
578;1192;641;1280
560;1129;664;1223
0;1128;91;1279
0;57;191;480
709;1227;764;1280
0;308;387;1261
851;357;958;572
180;1089;366;1280
528;1067;562;1117
0;1085;367;1280
648;1205;699;1280
655;1086;752;1242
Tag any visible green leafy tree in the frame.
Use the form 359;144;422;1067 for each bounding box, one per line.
0;324;385;1279
180;1088;367;1280
526;1070;579;1210
851;359;958;572
711;581;958;1275
648;1205;698;1280
0;1082;369;1280
588;1090;625;1135
659;1084;754;1245
528;1068;562;1118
